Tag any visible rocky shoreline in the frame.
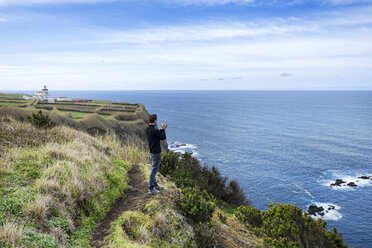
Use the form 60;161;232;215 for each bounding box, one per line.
329;175;372;188
308;204;336;217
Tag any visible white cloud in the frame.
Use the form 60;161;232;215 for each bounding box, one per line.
0;3;372;89
77;5;372;44
94;22;318;44
2;33;371;89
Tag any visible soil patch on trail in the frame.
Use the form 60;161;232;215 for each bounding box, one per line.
90;164;151;247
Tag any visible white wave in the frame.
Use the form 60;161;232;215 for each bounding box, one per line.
293;183;315;199
321;172;372;190
309;202;342;221
169;141;199;157
169;141;197;149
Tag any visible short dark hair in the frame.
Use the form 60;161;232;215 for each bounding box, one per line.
149;114;157;124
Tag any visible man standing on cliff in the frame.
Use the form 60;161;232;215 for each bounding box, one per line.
146;114;167;195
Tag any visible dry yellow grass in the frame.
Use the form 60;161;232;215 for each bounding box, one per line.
25;194;53;222
0;117;138;247
0;220;24;248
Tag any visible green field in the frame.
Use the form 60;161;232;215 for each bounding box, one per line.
0;92;27;100
0;100;29;106
0;92;140;122
0;102;25;106
58;109;90;119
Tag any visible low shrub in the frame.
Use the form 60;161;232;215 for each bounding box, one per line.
27;110;55;129
195;223;217;248
161;151;250;207
180;187;215;223
236;202;348;248
159;151;179;176
236;205;263;228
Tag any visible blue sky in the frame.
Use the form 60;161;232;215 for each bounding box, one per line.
0;0;371;90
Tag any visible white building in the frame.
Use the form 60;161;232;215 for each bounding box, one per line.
33;85;49;100
57;96;72;102
33;91;45;100
32;85;72;102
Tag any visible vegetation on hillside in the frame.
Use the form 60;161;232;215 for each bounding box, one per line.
0;99;348;248
0;116;147;247
236;203;347;248
160;151;250;207
0;105;154;150
107;159;263;248
155;152;348;248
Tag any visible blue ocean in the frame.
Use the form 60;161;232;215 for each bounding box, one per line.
9;90;372;247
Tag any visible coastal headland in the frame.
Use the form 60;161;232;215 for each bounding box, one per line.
0;92;347;248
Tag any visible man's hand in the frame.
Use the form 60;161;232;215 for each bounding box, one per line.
161;123;167;129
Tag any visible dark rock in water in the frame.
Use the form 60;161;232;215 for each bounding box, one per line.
170;143;187;148
308;205;325;216
330;179;346;187
327;205;335;211
358;176;371;180
347;182;357;187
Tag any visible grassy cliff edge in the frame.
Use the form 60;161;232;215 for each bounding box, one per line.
0;101;348;248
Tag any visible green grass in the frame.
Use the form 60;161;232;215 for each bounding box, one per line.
0;118;147;248
0;100;27;103
108;199;197;248
33;100;141;122
99;113;111;119
0;99;29;106
0;102;25;106
0;93;26;100
58;110;90;119
58;109;111;120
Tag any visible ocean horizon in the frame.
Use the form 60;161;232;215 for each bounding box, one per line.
3;90;372;248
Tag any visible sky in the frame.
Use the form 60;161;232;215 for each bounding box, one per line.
0;0;372;90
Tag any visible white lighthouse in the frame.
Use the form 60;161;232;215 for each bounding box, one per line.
33;85;50;101
42;85;49;100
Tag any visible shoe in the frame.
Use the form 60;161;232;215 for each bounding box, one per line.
155;185;164;191
148;188;161;195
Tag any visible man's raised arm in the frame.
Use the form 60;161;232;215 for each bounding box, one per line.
156;123;167;140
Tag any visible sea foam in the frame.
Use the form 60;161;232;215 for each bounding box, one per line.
309;202;342;221
321;171;372;190
169;141;199;157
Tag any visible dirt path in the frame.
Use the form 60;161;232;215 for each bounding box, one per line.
89;164;151;248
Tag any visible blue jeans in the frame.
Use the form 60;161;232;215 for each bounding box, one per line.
149;153;161;190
